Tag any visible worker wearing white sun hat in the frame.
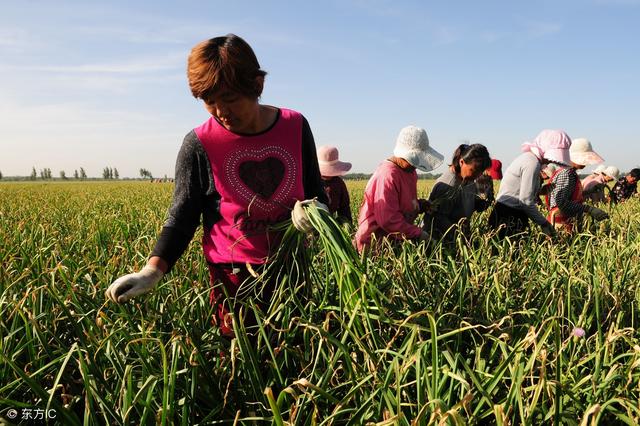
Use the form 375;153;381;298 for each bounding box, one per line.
582;165;619;203
354;125;444;251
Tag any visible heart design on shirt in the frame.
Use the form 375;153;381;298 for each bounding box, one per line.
238;157;285;200
225;146;297;213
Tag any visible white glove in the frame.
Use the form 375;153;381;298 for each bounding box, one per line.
105;264;164;303
291;199;329;233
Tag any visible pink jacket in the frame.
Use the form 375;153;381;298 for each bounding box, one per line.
581;174;606;193
354;161;422;251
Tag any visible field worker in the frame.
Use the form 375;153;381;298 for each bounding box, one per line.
545;138;608;232
609;168;640;203
538;162;561;203
489;129;572;239
354;125;443;252
317;145;353;225
582;165;619;203
475;158;502;203
106;34;328;336
424;144;492;242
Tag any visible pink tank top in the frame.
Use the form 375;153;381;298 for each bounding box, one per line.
195;108;305;264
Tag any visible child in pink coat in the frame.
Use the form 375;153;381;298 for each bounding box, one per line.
354;125;443;252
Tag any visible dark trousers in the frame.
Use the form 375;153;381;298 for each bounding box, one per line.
489;202;530;239
208;263;274;337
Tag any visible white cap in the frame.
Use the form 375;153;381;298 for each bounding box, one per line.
393;125;444;172
603;166;620;179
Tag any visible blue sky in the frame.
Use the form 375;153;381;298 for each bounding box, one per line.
1;0;639;177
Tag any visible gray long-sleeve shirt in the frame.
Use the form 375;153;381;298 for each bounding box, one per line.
495;152;547;226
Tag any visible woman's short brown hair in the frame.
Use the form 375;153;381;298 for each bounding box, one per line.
187;34;267;101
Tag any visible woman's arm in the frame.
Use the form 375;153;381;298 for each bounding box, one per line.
150;132;219;272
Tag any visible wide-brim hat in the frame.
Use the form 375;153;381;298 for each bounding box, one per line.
603;166;620;179
317;145;352;177
523;129;572;166
570;138;604;166
393;125;444;172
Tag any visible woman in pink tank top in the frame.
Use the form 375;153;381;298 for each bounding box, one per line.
106;35;328;337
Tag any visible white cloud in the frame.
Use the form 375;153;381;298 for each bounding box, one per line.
431;25;462;46
479;31;504;44
5;52;184;75
0;28;39;52
594;0;640;4
0;97;188;177
523;21;562;39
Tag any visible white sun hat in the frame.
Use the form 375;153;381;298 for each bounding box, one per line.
393;125;444;172
593;165;606;175
603;166;620;179
569;138;604;166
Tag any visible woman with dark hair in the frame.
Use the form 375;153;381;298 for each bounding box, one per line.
475;158;502;203
423;144;492;241
106;34;328;337
610;168;640;203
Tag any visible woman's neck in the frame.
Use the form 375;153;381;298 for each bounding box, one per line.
388;157;415;171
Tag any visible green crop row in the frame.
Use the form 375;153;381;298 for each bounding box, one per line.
1;181;639;425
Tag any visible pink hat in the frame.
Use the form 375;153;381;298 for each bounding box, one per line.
317;145;352;177
521;129;572;166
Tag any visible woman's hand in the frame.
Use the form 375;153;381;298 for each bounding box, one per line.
106;264;164;303
291;199;329;233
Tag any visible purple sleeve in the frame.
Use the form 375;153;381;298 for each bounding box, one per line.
337;177;352;223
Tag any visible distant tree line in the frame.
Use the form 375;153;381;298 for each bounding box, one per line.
139;168;153;179
102;167;120;180
342;172;441;180
0;166;129;181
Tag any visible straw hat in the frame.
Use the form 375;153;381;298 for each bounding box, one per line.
603;166;620;179
393;125;444;172
317;145;352;177
569;138;604;166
